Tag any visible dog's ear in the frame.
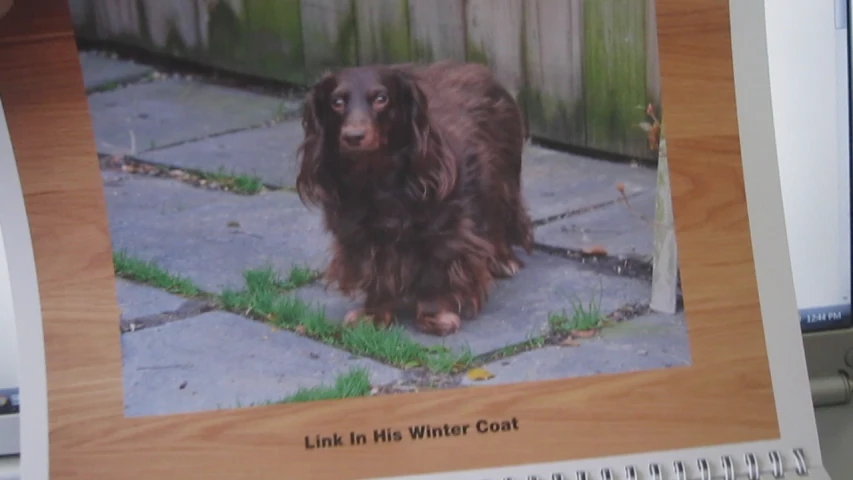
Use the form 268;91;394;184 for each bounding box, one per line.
296;72;338;208
388;68;457;201
302;72;337;138
388;69;430;153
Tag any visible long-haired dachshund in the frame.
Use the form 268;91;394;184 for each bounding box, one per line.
295;60;534;336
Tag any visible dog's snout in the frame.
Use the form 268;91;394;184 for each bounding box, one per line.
342;128;365;144
341;126;367;147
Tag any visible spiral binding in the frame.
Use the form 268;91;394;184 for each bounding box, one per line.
496;448;811;480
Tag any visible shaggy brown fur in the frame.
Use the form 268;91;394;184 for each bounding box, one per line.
295;60;534;336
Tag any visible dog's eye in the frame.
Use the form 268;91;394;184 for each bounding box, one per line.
331;97;346;109
373;94;388;106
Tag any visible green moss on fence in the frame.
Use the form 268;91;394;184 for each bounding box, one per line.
356;0;412;64
582;0;650;158
302;4;358;80
74;0;660;161
410;38;435;63
518;87;585;145
205;0;307;85
375;22;412;63
465;42;489;65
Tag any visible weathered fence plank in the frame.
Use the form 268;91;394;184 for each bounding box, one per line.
583;0;649;158
465;0;524;97
650;126;678;314
68;0;663;161
139;0;201;53
202;0;306;84
355;0;411;65
301;0;357;81
645;0;662;137
407;0;466;62
73;0;141;42
521;0;585;146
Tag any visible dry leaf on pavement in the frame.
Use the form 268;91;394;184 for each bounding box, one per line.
465;367;495;381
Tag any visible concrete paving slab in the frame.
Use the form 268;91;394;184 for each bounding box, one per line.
138;121;305;188
101;169;655;358
121;311;403;417
87;78;296;156
115;279;188;321
459;312;690;387
521;145;657;221
292;252;651;356
534;191;657;260
102;171;328;293
78;51;154;92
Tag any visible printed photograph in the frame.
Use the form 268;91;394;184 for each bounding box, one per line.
67;0;691;417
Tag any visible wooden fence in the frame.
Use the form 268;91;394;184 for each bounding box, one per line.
68;0;662;160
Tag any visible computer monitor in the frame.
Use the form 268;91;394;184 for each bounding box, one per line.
787;0;852;333
0;100;21;457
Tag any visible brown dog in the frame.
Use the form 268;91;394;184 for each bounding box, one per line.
295;60;534;336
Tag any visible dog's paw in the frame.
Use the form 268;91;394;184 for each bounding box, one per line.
490;259;521;278
344;308;394;328
344;308;370;326
373;311;395;328
415;311;461;336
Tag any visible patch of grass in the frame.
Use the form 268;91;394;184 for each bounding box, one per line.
220;267;474;374
112;251;202;297
201;167;264;195
242;264;319;292
278;367;372;404
548;290;605;335
97;80;121;92
482;336;547;363
111;254;475;375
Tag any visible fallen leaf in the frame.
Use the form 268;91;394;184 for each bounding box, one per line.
465;367;495;381
582;245;608;256
295;325;306;335
572;329;598;338
560;338;580;347
647;123;661;151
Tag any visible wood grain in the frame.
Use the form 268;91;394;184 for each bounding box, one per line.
583;0;649;157
1;0;778;478
408;0;467;62
355;0;411;64
0;0;72;43
521;0;586;146
465;0;525;97
300;0;358;81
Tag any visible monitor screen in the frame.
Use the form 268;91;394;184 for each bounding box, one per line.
0;98;21;457
787;0;852;333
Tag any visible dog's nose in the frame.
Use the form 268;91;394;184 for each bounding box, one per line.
342;129;366;146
